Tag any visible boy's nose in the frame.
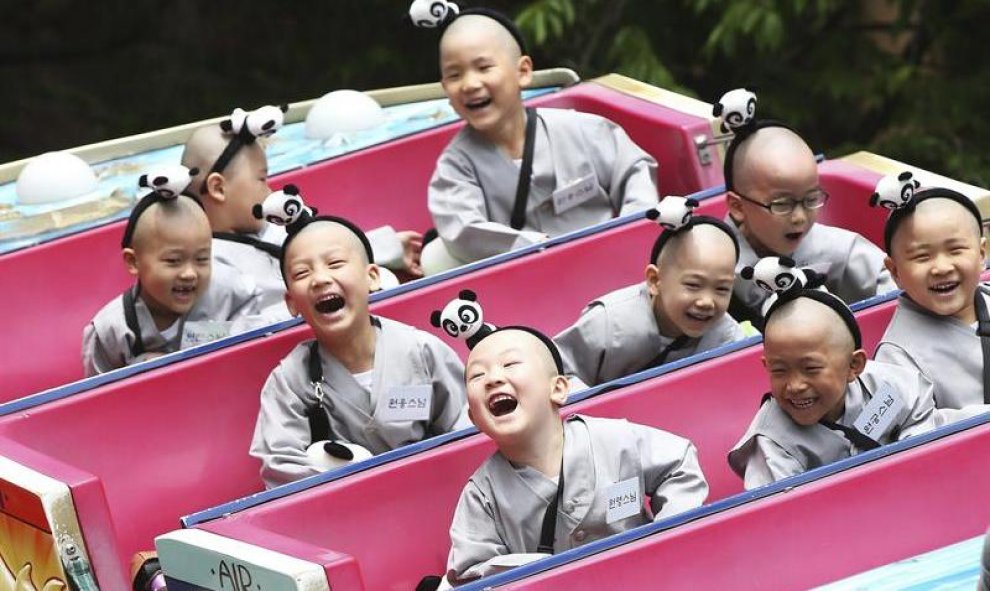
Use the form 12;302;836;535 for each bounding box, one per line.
179;263;197;279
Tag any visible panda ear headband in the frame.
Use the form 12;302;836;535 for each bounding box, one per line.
200;104;288;194
646;197;740;264
429;290;563;373
764;288;862;350
408;1;528;55
711;88;799;194
122;165;203;249
872;175;984;254
270;187;376;283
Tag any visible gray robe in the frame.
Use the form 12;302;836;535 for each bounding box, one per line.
554;283;746;386
728;219;897;323
875;286;990;426
429;108;658;263
81;263;263;376
728;361;937;490
446;414;708;583
249;316;470;489
213;223;291;319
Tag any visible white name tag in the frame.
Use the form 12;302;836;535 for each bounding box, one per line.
853;381;905;440
181;321;232;349
552;173;598;215
605;477;641;524
377;385;432;422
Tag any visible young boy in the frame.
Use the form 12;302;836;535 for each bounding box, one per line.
728;290;937;490
446;326;708;584
873;187;989;425
180;120;423;316
554;216;746;386
249;214;469;488
724;125;896;324
422;11;658;273
82;185;262;376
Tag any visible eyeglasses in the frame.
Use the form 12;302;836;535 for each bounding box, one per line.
734;189;830;215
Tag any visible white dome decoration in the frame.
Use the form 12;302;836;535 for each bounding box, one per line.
305;90;386;140
16;152;98;205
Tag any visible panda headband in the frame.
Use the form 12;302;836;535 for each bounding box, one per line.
430;290;563;373
712;89;800;193
201;104;288;194
122;165;203;249
764;288;862;350
645;197;739;264
261;186;376;283
409;1;528;55
875;182;984;254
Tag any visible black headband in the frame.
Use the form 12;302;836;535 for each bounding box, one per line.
476;325;564;374
764;288;862;350
200;105;287;194
649;215;740;265
414;3;528;55
279;214;376;284
121;191;203;249
723;119;799;193
882;187;984;254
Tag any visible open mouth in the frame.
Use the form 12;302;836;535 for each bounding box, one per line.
465;97;492;111
172;285;196;298
784;232;804;242
685;311;713;324
929;281;960;295
487;393;518;417
315;293;345;314
788;397;816;410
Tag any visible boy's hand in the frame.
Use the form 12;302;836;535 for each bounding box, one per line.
398;230;424;278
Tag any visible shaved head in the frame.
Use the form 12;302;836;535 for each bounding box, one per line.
658;223;738;268
284;220;370;271
131;195;209;251
765;297;855;353
469;329;559;378
440;14;522;62
733;127;816;194
904;197;984;243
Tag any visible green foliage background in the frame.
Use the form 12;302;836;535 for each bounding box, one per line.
4;0;990;186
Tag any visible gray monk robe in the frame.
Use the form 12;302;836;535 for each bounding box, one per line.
250;316;469;489
82;263;262;376
429;108;658;263
728;361;937;490
727;219;897;324
875;285;990;426
446;415;708;583
554;283;746;386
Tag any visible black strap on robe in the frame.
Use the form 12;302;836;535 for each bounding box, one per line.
818;377;881;451
975;286;990;404
306;340;334;444
213;231;282;259
122;285;146;358
646;335;691;370
509;108;539;231
536;450;565;554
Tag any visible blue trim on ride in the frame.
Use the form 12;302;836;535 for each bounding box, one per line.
0;185;726;417
455;409;990;591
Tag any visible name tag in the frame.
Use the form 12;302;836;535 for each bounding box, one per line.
853;381;905;440
377;385;432;423
552;173;598;215
605;477;641;524
181;321;232;349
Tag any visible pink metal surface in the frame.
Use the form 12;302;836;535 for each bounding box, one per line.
0;161;888;588
194;300;901;591
0;82;718;402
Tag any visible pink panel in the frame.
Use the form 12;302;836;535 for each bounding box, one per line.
509;423;990;591
197;301;901;591
0;83;719;402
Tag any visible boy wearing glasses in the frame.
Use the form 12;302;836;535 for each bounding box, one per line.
724;126;895;325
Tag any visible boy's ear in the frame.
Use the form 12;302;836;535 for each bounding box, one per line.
549;375;569;407
760;354;768;370
848;349;868;381
980;236;988;261
883;255;902;289
726;191;744;223
203;172;227;203
517;55;534;87
645;263;661;297
122;248;139;277
283;291;298;317
366;264;382;293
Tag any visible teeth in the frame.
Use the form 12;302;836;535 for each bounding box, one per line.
930;282;958;293
315;294;345;314
790;398;815;409
487;393;518;417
